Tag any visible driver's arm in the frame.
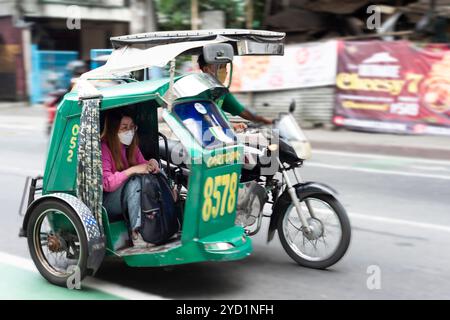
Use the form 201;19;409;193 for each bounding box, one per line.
239;110;273;125
222;92;273;124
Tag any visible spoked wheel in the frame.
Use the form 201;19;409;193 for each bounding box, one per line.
27;199;88;287
277;194;351;269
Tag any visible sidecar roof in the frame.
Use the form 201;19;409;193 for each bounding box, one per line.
110;29;285;49
81;29;285;80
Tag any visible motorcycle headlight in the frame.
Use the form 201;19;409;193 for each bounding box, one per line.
291;141;312;160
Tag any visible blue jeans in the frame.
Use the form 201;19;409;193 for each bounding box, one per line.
103;176;142;231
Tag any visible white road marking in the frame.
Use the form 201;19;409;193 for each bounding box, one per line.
409;165;450;172
0;124;44;132
292;207;450;234
0;251;167;300
349;213;450;234
306;162;450;181
313;149;450;166
0;166;42;177
0;115;46;122
0;116;46;131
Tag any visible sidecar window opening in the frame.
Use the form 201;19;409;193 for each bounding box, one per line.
172;100;237;149
99;101;161;226
100;100;161;162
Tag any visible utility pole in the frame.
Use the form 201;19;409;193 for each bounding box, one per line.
146;0;157;32
246;0;255;109
263;0;272;28
191;0;199;30
190;0;199;68
15;0;33;103
246;0;254;29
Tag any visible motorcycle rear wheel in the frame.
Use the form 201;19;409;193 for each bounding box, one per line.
277;194;351;269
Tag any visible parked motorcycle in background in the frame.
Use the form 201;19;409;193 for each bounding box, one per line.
44;60;88;135
234;100;351;269
43;88;67;135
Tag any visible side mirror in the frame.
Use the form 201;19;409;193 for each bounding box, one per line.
203;43;234;64
289;99;296;113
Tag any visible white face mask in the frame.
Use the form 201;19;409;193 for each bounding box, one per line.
118;130;134;146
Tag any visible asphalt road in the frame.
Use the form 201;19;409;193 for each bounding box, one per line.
1;112;449;299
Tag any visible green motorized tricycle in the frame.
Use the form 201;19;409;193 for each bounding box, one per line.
20;29;351;287
19;30;287;286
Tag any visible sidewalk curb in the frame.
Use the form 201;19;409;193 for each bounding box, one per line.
310;140;450;161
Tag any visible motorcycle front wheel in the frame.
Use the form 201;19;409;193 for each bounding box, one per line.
277;194;351;269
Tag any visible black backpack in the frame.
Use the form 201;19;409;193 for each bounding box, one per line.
139;173;180;245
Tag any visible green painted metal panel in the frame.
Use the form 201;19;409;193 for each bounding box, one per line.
122;226;251;267
102;210;129;253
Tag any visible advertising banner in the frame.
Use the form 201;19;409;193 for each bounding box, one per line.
230;40;337;92
334;41;450;135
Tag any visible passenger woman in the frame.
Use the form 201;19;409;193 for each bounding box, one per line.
101;110;160;247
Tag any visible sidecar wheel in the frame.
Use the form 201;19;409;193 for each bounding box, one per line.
27;199;89;287
277;194;351;269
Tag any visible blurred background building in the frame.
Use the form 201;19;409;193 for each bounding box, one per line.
0;0;449;134
264;0;450;43
0;0;157;101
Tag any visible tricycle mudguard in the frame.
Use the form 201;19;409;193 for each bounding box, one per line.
20;193;105;275
267;182;338;242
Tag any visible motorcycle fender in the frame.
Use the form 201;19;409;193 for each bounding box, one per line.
267;182;337;242
20;193;105;275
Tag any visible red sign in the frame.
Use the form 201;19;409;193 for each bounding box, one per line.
334;41;450;135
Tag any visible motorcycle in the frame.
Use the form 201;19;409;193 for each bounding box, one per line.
160;100;351;269
233;100;351;269
43;88;67;135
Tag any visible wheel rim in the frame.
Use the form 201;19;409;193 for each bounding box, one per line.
33;209;82;277
282;198;342;262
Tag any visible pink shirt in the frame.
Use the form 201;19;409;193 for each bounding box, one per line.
101;141;147;193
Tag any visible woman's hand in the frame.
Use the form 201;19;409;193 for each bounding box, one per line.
147;159;160;174
129;163;150;176
124;160;159;177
